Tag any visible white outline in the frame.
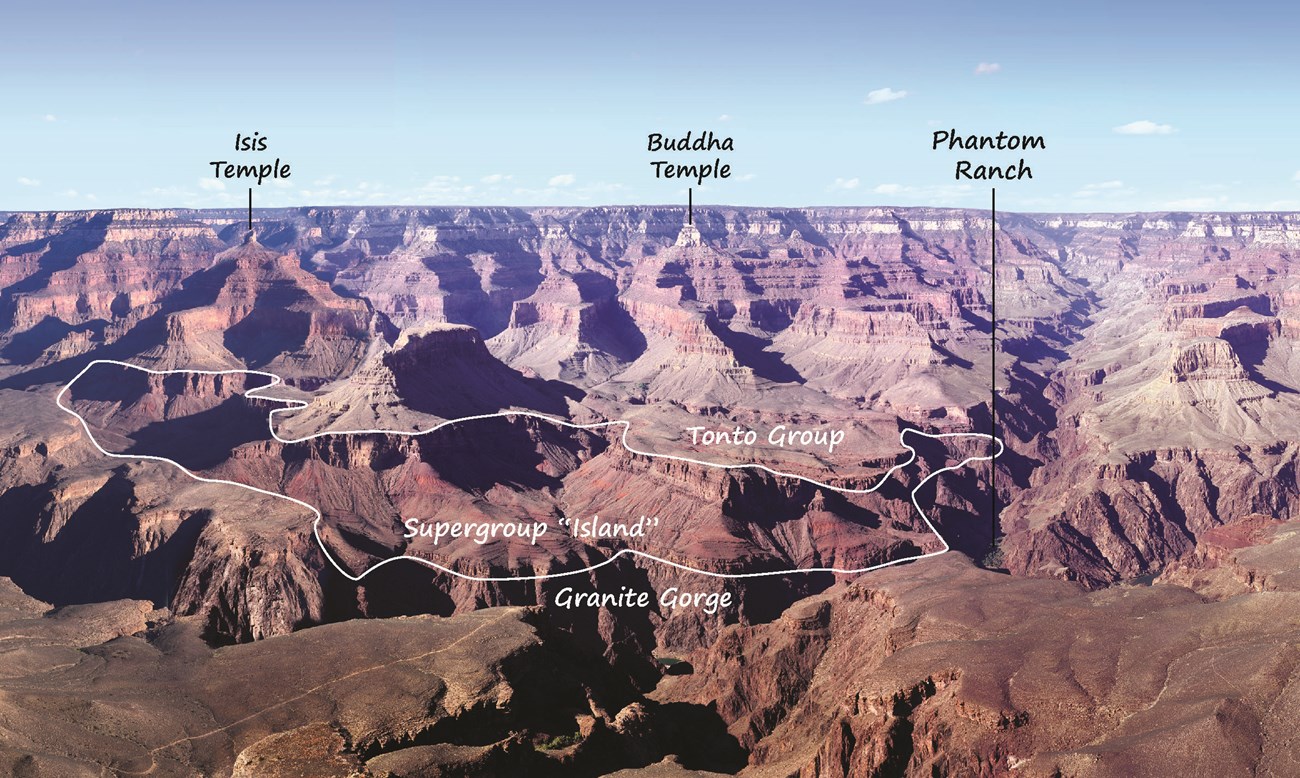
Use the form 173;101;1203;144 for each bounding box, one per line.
56;359;1003;582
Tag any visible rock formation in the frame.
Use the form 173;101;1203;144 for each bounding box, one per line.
5;205;1300;775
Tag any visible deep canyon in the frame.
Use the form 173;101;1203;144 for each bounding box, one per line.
3;205;1300;776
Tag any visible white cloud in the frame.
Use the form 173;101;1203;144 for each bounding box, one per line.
548;173;576;186
296;184;395;204
718;114;732;122
16;177;40;187
414;176;474;200
737;173;757;182
1114;120;1176;135
577;181;628;195
1072;180;1133;199
830;177;860;191
286;178;410;204
142;186;190;198
480;173;513;184
1292;170;1300;182
506;179;626;203
865;182;977;203
198;178;226;191
864;87;907;105
1163;196;1227;210
43;114;56;122
974;62;1001;75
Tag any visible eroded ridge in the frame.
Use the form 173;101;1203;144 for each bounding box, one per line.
56;359;1003;582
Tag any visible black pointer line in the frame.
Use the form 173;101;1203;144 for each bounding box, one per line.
990;187;998;550
688;186;693;226
247;187;253;232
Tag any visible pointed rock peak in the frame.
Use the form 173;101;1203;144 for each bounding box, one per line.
675;223;703;247
370;310;400;345
212;230;293;267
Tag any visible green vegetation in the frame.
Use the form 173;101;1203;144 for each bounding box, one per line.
978;541;1006;571
539;732;582;751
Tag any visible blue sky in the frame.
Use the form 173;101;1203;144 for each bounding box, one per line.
5;0;1299;212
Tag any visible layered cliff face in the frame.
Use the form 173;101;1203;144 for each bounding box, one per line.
997;215;1300;586
656;553;1300;777
0;210;226;370
489;272;646;385
138;236;375;385
0;221;375;388
276;319;575;437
